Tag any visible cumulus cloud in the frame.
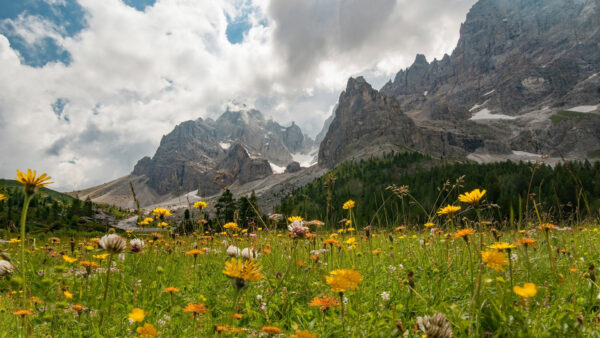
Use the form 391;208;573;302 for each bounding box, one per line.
0;0;476;191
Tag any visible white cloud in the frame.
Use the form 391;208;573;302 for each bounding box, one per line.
0;0;476;191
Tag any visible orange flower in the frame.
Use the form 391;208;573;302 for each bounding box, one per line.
453;228;475;239
539;223;556;231
230;313;243;320
163;287;180;293
291;330;317;338
13;309;34;316
136;323;158;337
514;238;537;248
183;303;210;315
309;295;341;310
262;326;283;334
186;249;203;256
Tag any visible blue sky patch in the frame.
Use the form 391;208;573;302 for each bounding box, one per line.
0;0;86;67
122;0;157;12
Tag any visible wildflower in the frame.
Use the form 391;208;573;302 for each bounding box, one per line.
539;223;556;231
93;253;109;260
481;250;509;272
323;238;339;247
152;208;172;217
262;326;283;334
308;295;340;311
513;283;538;298
62;255;77;263
488;242;516;250
424;222;435;228
186;249;203;257
291;330;317;338
223;259;264;286
345;237;357;245
288;216;304;223
230;313;243;320
325;269;362;292
9;238;20;243
223;222;240;231
48;237;60;244
394;226;406;231
226;245;241;257
99;234;126;254
0;193;6;201
458;188;486;206
157;222;168;228
64;291;73;299
381;291;390;301
0;260;14;277
288;220;309;239
193;201;207;209
453;228;475;239
183;303;210;315
129;308;146;322
342;200;355;210
163;287;180;294
416;313;453;338
15;169;52;195
130;239;144;253
136;323;157;337
241;247;258;260
13;309;34;317
437;205;461;216
372;249;382;255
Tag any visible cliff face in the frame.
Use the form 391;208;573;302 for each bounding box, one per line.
132;108;315;196
320;0;600;167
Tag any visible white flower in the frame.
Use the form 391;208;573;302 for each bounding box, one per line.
343;296;348;305
130;238;144;253
226;245;241;257
241;247;258;260
256;294;263;302
0;260;13;277
381;291;390;302
288;220;309;239
387;265;397;273
99;234;126;254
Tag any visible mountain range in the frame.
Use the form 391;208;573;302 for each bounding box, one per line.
71;0;600;211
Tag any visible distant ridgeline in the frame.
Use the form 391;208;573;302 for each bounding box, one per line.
0;180;123;235
276;152;600;228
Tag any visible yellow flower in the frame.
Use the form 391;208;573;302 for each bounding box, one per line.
291;330;317;338
223;258;264;281
193;201;207;209
458;189;486;206
15;169;53;195
481;250;509;272
93;254;109;260
345;220;352;226
288;216;303;223
152;208;172;217
157;222;168;228
325;269;362;292
129;308;146;322
136;323;157;337
0;193;6;202
223;222;240;231
9;238;20;243
345;237;357;245
64;291;73;299
342;200;355;210
437;205;461;217
513;283;538;298
62;255;77;264
453;228;475;239
488;242;516;250
424;222;435;228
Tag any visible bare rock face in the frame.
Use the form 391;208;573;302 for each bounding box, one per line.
319;0;600;168
131;107;314;197
285;161;301;173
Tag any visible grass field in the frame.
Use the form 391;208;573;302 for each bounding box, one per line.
2;211;600;336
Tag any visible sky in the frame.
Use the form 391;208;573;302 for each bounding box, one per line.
0;0;477;191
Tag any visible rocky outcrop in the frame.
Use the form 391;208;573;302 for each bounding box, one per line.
131;107;314;197
285;161;301;173
318;0;600;168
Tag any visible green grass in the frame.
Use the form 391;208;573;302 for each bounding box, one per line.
1;219;600;336
550;110;590;124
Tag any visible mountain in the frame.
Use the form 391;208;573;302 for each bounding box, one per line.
72;106;317;208
320;0;600;167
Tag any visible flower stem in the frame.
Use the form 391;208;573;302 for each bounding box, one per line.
99;253;114;327
19;193;32;307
